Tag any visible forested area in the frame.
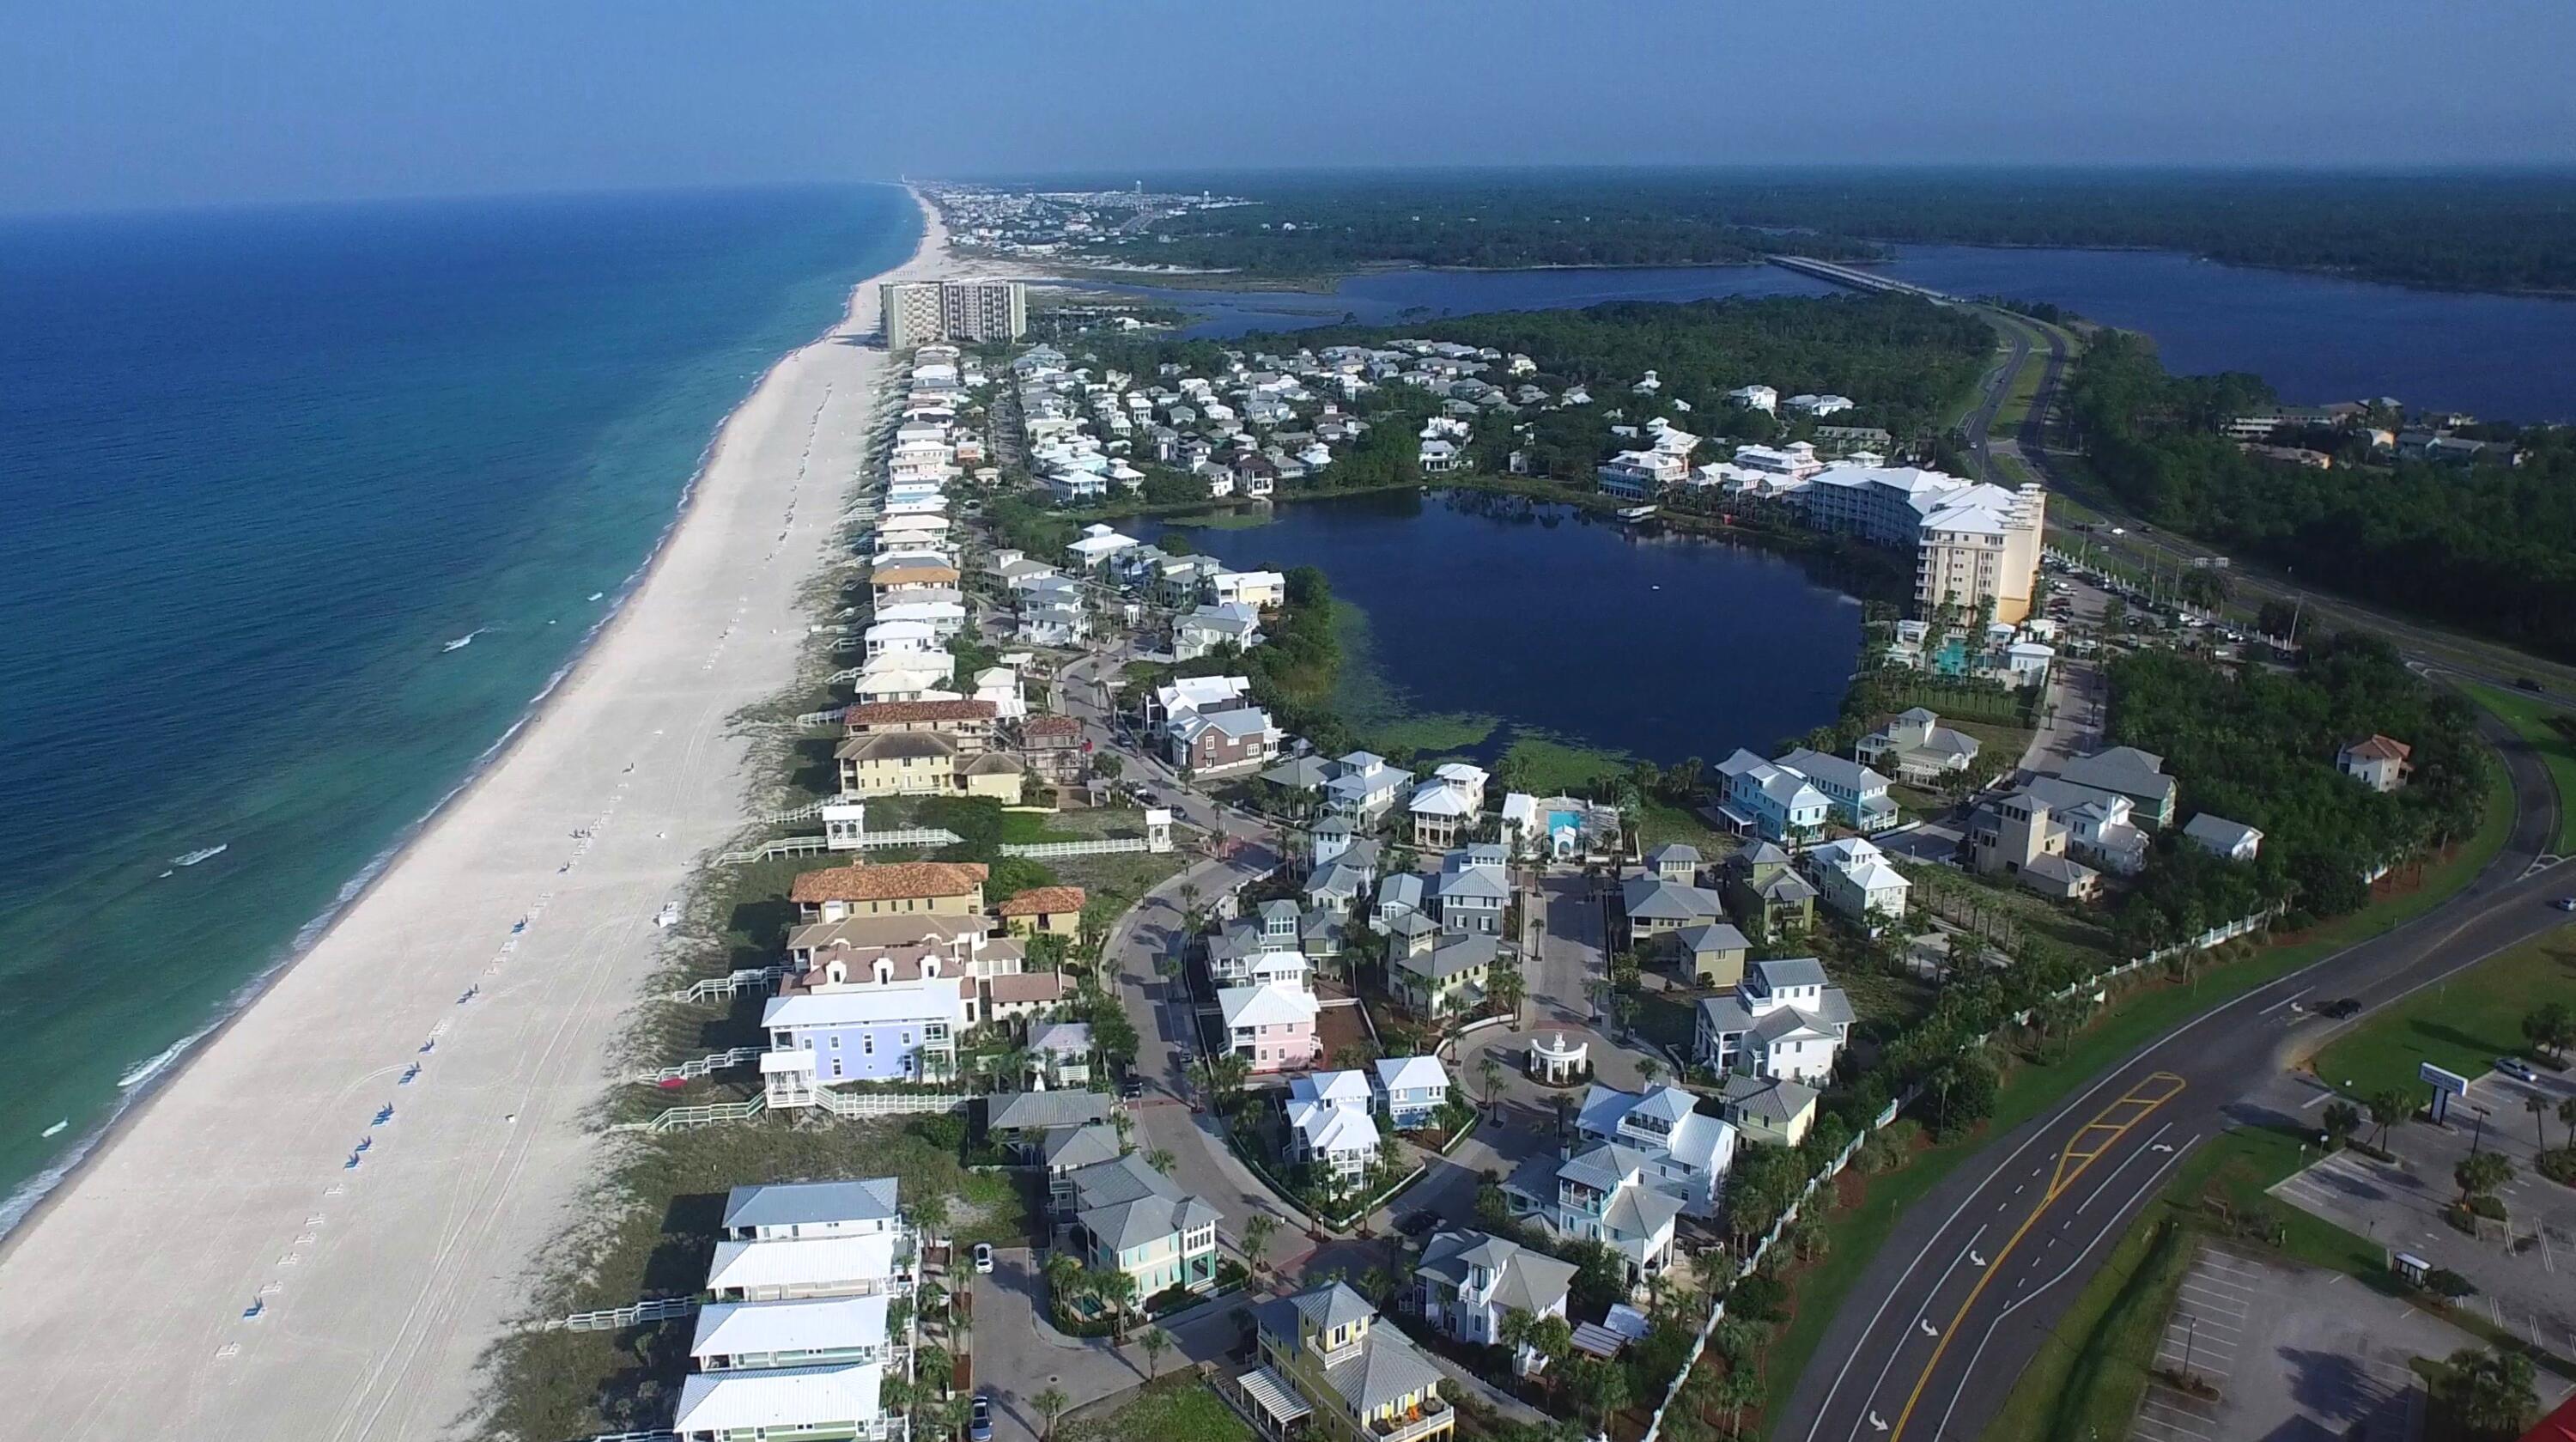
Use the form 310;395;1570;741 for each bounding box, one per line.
2101;635;2491;952
2064;332;2576;660
1121;169;2576;294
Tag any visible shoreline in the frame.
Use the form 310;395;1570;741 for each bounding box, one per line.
0;185;957;1439
0;203;911;1255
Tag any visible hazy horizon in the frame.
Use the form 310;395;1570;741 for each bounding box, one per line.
7;0;2574;216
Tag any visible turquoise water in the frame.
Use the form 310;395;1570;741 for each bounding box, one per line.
0;185;920;1232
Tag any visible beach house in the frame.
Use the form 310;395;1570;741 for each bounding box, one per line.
996;885;1085;938
1799;837;1911;924
1284;1070;1382;1184
1715;749;1831;844
1693;958;1853;1083
1391;931;1493;1019
1415;1231;1578;1376
1774;748;1899;833
1062;1153;1223;1301
1854;707;1981;784
761;974;966;1095
1372;1055;1451;1129
1219;980;1321;1072
1238;1284;1455;1442
1433;844;1511;936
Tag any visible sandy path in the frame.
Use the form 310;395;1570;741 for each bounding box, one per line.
0;189;954;1442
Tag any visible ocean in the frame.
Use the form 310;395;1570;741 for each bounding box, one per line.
0;183;920;1234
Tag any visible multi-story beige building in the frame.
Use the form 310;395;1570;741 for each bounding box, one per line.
1915;483;2045;624
880;279;1026;350
880;282;946;352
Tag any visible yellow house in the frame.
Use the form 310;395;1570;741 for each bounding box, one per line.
788;861;987;922
836;732;1024;804
996;885;1087;938
1390;931;1493;1019
1238;1283;1453;1442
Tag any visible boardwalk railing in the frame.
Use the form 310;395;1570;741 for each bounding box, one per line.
636;1046;762;1086
545;1297;700;1332
714;826;962;866
810;1089;971;1120
666;967;784;1004
999;837;1152;860
611;1095;767;1134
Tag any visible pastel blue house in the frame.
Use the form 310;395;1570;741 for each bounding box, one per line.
1373;1055;1452;1129
762;977;963;1104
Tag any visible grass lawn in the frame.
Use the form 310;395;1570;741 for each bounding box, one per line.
1838;969;1940;1031
1637;799;1736;854
1760;755;2517;1426
2467;682;2576;853
1059;1374;1253;1442
1501;733;1633;796
2311;925;2576;1102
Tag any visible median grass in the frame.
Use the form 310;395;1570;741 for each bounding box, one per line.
1759;755;2515;1425
1059;1373;1252;1442
2468;682;2576;853
2311;925;2576;1102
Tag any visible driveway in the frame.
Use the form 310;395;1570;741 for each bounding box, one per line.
970;1245;1250;1442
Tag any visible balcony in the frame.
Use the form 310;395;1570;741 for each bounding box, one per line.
1370;1396;1453;1441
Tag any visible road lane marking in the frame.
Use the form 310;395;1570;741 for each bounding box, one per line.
1889;1071;2187;1440
1844;1224;1990;1440
2260;987;2314;1015
2075;1120;2174;1215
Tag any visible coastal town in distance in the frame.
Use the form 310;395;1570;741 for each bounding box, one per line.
6;12;2576;1442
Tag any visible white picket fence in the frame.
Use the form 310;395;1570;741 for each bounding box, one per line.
546;1296;700;1332
614;1087;969;1135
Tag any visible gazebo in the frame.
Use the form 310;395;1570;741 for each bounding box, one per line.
1528;1031;1589;1086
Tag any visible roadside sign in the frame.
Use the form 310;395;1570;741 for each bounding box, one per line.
2420;1062;2470;1123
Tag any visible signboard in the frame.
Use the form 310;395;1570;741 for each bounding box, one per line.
2421;1062;2470;1123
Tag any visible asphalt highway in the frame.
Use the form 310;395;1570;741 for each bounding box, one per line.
1780;708;2567;1442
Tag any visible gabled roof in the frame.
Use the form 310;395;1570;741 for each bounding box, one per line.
1374;1054;1449;1097
1621;875;1725;922
987;1090;1111;1132
675;1363;884;1434
1218;981;1320;1029
1040;1123;1125;1171
1396;932;1498;980
1674;922;1749;954
1753;957;1829;989
690;1294;888;1362
790;861;987;904
2340;733;2412;762
1290;1281;1380;1332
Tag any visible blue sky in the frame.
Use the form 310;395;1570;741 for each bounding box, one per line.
6;0;2573;214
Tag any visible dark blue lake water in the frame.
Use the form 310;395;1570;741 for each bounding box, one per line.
1173;490;1864;768
1109;247;2576;423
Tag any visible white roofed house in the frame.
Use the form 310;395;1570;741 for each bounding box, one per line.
1784;392;1854;417
1799;836;1911;927
1775;747;1899;833
1372;1054;1452;1130
1715;748;1830;845
1322;750;1410;822
1285;1069;1382;1184
1173;600;1265;661
1407;762;1488;849
690;1294;890;1372
1415;1230;1579;1376
1693;958;1853;1083
1855;707;1981;784
674;1361;896;1442
1727;383;1779;414
1209;898;1315;989
1595;448;1687;499
1571;1083;1740;1217
1219;979;1322;1074
2181;812;2264;861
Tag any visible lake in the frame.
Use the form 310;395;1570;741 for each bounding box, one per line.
1170;490;1864;769
1103;247;2576;423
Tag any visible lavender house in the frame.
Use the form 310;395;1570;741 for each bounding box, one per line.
762;976;968;1103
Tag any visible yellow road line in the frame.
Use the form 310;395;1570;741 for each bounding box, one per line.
1888;1071;2186;1439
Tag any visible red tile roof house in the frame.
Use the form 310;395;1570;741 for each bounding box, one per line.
997;885;1087;938
1018;713;1089;782
843;698;998;754
2335;733;2413;793
788;861;988;922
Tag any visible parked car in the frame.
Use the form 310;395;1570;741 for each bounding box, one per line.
972;1242;994;1275
2516;677;2545;692
970;1395;993;1442
2552;896;2576;912
2496;1056;2540;1083
1119;1074;1145;1099
2318;997;2363;1019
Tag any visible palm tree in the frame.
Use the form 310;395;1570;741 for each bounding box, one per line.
1242;1213;1278;1278
940;1394;974;1442
2561;1095;2576;1151
1147;1147;1176;1175
1034;1384;1070;1441
1496;1306;1536;1365
2529;1092;2550;1153
1479;1053;1507;1116
913;1195;951;1259
1638;1056;1665;1090
1140;1326;1170;1378
1045;1253;1084;1317
1096;1267;1140;1340
1358;1266;1397;1310
2366;1087;2410;1151
916;1279;949;1326
1487;956;1527;1026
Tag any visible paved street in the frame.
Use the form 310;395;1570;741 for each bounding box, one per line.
971;1244;1246;1442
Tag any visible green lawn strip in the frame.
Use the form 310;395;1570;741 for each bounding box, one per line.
2466;682;2576;853
2311;925;2576;1104
1637;799;1735;853
1760;759;2514;1423
1500;733;1634;795
1981;1213;2190;1442
1059;1373;1254;1442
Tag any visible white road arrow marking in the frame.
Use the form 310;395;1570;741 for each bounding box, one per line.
1868;1412;1890;1433
1919;1318;1938;1338
1970;1250;1987;1268
2151;1143;2174;1153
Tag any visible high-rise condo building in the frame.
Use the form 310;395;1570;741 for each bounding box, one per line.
880;280;1027;350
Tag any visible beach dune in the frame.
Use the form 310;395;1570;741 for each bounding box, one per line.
0;192;953;1440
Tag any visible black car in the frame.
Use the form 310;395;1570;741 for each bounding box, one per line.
2517;677;2545;692
1119;1075;1145;1099
2318;997;2362;1019
1395;1210;1440;1238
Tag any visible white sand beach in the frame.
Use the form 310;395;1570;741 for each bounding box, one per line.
0;190;956;1440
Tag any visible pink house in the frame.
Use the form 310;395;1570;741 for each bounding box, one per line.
1218;982;1321;1073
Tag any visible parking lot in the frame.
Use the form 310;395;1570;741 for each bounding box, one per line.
2269;1080;2576;1357
2134;1244;2543;1442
